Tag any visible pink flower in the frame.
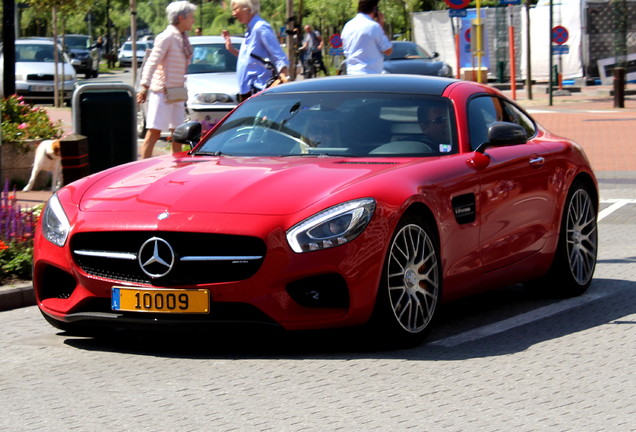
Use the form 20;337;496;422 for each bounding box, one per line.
18;123;27;129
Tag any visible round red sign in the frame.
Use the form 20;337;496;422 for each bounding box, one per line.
552;26;569;45
445;0;471;9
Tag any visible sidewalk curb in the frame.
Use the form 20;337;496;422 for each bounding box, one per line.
0;284;36;312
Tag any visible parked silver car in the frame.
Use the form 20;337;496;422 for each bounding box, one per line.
137;36;242;137
0;38;77;105
118;41;150;67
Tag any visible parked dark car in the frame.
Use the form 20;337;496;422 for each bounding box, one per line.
63;34;99;78
338;41;453;77
383;41;452;77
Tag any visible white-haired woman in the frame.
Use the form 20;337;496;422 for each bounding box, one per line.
137;1;196;158
222;0;289;101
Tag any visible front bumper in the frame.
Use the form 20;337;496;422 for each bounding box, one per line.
33;210;386;333
16;81;75;101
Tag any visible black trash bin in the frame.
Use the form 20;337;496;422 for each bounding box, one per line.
72;83;137;174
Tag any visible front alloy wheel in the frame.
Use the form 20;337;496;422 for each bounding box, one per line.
372;215;441;346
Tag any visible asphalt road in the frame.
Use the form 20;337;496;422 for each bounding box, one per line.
1;181;635;431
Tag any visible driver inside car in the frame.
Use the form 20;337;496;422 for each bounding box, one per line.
417;104;451;148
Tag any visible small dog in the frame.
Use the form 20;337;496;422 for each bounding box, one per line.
23;139;63;192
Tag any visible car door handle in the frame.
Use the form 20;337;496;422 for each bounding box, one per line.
529;156;545;167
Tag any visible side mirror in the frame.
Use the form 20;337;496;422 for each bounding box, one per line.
173;121;202;150
475;122;528;154
431;51;440;59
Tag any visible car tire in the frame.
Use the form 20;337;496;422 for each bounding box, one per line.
137;107;147;138
369;213;441;347
530;181;598;297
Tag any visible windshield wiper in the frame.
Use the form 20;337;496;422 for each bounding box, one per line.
195;151;225;156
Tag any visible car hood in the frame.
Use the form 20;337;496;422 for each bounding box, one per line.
186;72;238;96
384;59;446;76
79;155;403;215
16;61;75;76
68;48;89;55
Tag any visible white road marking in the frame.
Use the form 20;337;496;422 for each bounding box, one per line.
429;292;605;347
598;199;636;222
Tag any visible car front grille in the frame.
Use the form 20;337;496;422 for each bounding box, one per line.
26;74;55;81
71;231;266;286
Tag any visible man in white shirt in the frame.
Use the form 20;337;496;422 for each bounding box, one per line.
341;0;393;75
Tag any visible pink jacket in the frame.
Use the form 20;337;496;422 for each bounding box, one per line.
140;25;192;92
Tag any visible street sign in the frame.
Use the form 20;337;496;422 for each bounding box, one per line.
329;34;343;49
552;44;570;55
552;26;569;45
449;9;467;17
445;0;471;10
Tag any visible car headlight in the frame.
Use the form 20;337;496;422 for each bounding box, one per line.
42;194;70;247
193;93;234;104
286;198;376;253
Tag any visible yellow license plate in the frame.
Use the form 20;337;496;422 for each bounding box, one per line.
111;287;209;314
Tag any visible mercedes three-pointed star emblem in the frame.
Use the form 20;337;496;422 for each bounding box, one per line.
138;237;175;278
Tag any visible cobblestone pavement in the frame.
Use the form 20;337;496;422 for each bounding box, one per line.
2;82;634;431
1;190;635;431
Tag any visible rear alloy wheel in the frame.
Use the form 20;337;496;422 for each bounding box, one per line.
372;215;441;346
529;181;598;297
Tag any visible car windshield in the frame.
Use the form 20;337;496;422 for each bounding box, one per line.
16;44;62;63
387;43;431;60
195;92;457;157
64;36;90;49
188;43;240;74
122;42;147;51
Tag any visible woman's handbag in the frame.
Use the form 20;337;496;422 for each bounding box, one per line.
165;86;188;103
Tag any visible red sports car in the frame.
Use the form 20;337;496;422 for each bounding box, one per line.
34;75;598;346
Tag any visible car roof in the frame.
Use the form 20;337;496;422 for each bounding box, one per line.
16;38;56;45
189;35;244;44
264;74;459;96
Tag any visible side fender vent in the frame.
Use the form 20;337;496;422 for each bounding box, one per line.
452;193;476;224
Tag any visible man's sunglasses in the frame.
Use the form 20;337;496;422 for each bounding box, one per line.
422;116;447;126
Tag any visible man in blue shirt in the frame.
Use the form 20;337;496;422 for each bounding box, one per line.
341;0;393;75
223;0;289;101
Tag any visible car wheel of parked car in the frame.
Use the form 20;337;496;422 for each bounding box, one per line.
137;107;147;138
371;213;441;346
532;181;598;297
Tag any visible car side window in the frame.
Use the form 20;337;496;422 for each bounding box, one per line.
468;96;500;151
500;99;536;138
